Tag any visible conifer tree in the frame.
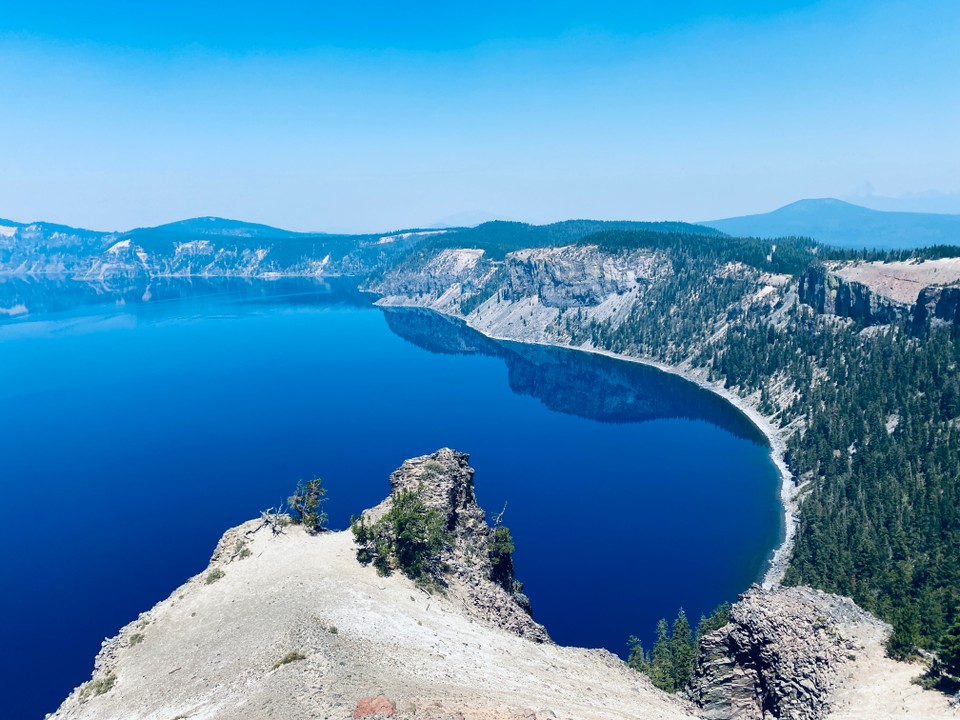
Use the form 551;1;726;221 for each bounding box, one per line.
670;609;695;690
648;618;675;692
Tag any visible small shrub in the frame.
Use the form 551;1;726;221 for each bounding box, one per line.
351;485;450;588
80;673;116;699
419;460;443;481
233;540;252;560
288;478;328;533
271;650;306;670
488;525;517;592
205;568;225;584
328;625;338;635
129;633;144;646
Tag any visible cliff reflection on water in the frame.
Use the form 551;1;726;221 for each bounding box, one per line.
383;307;767;444
1;276;781;720
1;276;766;445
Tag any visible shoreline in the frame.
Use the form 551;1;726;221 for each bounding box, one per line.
377;299;797;589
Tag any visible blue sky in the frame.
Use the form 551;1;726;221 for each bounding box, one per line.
1;1;958;232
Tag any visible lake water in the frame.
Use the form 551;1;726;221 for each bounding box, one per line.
0;277;782;719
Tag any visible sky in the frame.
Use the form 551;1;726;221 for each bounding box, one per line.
1;1;958;232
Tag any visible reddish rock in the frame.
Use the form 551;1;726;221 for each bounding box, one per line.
353;695;396;719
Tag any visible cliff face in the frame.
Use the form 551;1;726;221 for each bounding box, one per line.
372;244;684;350
365;449;548;642
797;263;960;333
498;246;669;308
914;286;960;330
690;587;884;720
797;266;909;326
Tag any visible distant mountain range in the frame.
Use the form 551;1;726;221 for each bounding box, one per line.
2;199;959;278
703;198;960;250
0;216;717;278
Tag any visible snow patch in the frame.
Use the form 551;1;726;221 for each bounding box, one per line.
0;226;17;238
107;239;131;253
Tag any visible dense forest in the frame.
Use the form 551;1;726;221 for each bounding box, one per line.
716;317;960;656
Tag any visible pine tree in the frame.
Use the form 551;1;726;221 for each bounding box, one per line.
626;635;649;673
287;478;328;533
648;618;675;692
669;609;695;691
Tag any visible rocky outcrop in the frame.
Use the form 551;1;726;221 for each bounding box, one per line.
371;244;669;320
913;286;960;331
499;246;668;308
51;450;692;720
689;586;886;720
364;449;548;642
797;265;908;326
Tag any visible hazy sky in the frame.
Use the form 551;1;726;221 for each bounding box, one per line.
1;1;958;232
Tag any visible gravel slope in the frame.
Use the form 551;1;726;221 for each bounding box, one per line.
51;524;694;720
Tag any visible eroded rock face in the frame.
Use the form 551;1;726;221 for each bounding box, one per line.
914;286;960;331
689;586;885;720
798;266;907;326
500;246;667;308
370;448;550;643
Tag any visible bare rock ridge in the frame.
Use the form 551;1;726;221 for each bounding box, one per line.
364;448;548;642
690;586;885;720
53;449;692;720
797;260;960;330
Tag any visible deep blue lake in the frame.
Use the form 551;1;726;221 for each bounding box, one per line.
0;277;781;719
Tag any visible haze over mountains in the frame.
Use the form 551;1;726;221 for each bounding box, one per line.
703;198;960;250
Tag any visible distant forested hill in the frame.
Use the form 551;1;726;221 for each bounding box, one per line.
704;198;960;250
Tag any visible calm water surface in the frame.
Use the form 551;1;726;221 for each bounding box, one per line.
0;277;781;719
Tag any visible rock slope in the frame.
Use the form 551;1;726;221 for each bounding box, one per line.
361;449;548;642
50;451;692;720
690;586;957;720
690;587;882;720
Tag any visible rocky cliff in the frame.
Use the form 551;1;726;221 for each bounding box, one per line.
50;450;953;720
914;285;960;330
372;243;678;348
0;219;434;278
362;449;548;642
690;587;883;720
796;265;909;326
